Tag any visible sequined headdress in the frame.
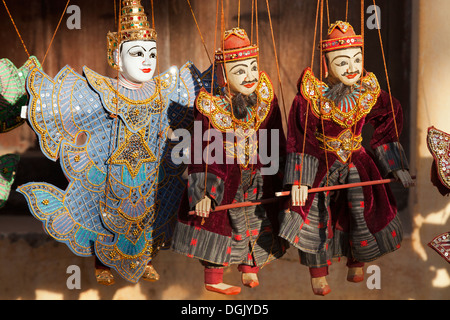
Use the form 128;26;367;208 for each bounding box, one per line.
321;21;363;52
107;0;157;70
214;28;259;64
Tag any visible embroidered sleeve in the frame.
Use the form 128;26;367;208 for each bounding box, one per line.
284;153;319;188
374;142;409;177
187;172;225;209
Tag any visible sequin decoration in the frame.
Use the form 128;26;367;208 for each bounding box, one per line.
300;68;381;129
427;126;450;190
428;232;450;264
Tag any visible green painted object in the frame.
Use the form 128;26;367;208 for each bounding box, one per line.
0;56;41;133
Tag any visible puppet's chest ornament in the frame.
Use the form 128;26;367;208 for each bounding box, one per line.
301;68;380;129
196;72;273;167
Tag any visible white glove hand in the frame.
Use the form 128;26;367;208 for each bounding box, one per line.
393;169;415;188
194;196;212;218
291;185;309;207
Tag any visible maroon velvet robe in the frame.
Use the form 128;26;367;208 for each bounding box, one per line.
173;72;286;266
280;68;408;267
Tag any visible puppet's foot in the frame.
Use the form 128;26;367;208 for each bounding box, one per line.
347;267;364;283
142;263;160;282
311;277;331;296
95;268;115;286
241;273;259;288
205;283;241;295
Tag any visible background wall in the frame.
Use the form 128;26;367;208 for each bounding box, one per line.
0;0;447;301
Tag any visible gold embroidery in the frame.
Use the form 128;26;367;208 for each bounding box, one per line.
315;129;363;163
109;127;157;178
301;68;380;128
196;71;274;132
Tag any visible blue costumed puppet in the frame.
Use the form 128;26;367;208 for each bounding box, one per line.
18;0;209;284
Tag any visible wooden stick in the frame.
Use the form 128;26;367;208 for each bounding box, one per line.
188;176;416;215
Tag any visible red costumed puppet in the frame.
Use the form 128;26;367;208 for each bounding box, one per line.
172;27;286;295
280;21;414;296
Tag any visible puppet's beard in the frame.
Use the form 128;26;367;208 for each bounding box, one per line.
231;93;258;120
326;81;370;105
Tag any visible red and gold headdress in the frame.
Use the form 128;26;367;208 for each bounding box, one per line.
214;28;259;87
107;0;157;70
214;28;259;64
321;21;363;52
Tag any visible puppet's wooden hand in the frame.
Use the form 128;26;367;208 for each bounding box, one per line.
393;169;415;188
291;185;308;207
194;196;212;218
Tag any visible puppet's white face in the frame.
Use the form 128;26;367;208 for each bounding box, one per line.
326;47;363;86
225;58;259;96
117;40;157;84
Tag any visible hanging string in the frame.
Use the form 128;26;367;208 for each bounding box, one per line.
255;0;259;53
42;0;71;66
112;0;123;118
348;0;365;165
150;0;155;29
265;0;288;127
114;0;117;28
237;0;241;28
372;0;404;170
298;0;320;190
250;0;254;43
202;0;220;208
2;0;30;58
319;0;330;187
325;0;330;27
345;0;349;21
186;0;212;65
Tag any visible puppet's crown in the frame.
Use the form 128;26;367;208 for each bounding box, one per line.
107;0;157;69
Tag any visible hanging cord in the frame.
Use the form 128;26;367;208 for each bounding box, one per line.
325;0;330;27
2;0;30;58
255;0;259;58
348;0;365;166
42;0;71;66
298;0;320;190
112;0;123;118
265;0;289;131
251;0;254;43
319;0;330;187
372;0;404;170
185;0;212;65
237;0;241;28
201;0;220;212
2;0;71;65
345;0;349;21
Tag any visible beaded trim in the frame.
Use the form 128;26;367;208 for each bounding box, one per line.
427;126;450;190
300;68;380;128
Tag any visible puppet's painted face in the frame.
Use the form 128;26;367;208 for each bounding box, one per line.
225;58;259;96
326;47;363;86
117;40;157;84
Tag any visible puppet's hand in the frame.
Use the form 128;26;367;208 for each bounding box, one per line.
194;196;212;218
393;169;415;188
291;185;308;207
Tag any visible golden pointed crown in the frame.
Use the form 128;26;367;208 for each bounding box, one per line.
107;0;157;70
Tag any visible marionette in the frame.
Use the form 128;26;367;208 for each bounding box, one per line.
0;56;40;208
426;127;450;264
280;21;414;296
18;0;208;285
172;27;286;295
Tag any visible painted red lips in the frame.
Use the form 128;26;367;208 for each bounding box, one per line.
141;68;152;74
